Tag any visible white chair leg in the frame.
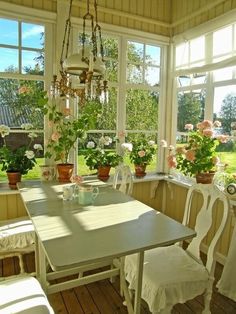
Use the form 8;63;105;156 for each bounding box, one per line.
202;279;213;314
18;253;25;274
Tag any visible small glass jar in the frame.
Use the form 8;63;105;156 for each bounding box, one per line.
213;163;227;190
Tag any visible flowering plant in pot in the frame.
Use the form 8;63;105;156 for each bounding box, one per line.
84;136;123;181
121;137;156;177
0;124;43;188
164;120;229;183
44;98;101;182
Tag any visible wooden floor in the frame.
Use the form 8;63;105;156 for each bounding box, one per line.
1;253;236;314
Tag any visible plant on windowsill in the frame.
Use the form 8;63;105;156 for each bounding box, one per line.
164;120;229;184
44;97;101;182
121;137;157;177
84;136;123;181
0;124;43;188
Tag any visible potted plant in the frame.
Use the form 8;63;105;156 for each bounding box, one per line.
122;137;157;177
44;97;101;182
0;124;43;189
84;136;123;181
165;120;229;183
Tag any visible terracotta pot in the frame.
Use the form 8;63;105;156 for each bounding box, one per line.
196;172;215;184
6;171;22;190
97;166;111;181
134;164;147;178
57;163;74;183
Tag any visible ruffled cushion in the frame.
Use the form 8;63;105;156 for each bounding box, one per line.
0;216;35;251
0;276;54;313
125;245;209;313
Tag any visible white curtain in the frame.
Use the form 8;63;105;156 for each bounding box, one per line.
217;219;236;301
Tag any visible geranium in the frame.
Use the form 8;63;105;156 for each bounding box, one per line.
122;137;157;166
84;136;123;170
164;120;229;177
44;98;101;164
0;124;43;175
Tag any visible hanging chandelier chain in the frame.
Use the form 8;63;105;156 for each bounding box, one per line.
93;0;104;61
60;0;73;72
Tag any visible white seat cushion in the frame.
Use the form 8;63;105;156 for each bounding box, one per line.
0;276;54;313
0;217;34;251
125;245;209;313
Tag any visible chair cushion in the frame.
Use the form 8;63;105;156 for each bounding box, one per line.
125;245;209;313
0;217;34;251
0;276;54;313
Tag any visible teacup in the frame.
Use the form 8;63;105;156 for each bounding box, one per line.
78;184;99;206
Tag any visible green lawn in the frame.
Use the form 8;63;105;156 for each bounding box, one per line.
0;152;235;182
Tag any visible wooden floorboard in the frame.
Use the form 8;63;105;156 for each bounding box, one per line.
1;252;236;314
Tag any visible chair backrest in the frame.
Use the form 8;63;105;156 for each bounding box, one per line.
113;165;133;195
182;183;229;275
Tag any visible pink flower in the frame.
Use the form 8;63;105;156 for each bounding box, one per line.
118;131;126;139
51;132;61;141
138;150;146;157
18;86;31;94
216;135;229;143
203;128;213;138
184;124;193;131
185;150;196;162
167;155;177;168
197;120;213;130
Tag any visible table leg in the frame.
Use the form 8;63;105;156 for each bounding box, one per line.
134;251;144;314
38;240;48;293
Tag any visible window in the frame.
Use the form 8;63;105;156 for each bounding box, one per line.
77;34;163;175
0;17;47;181
175;25;236;174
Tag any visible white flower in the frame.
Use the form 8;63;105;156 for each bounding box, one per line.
99;136;112;146
87;141;95;149
25;150;35;159
33;143;43;150
148;140;155;146
0;124;10;137
21;123;33;130
121;142;133;152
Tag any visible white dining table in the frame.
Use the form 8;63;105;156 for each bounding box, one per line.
18;179;196;314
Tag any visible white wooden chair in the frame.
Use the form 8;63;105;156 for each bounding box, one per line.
0;276;54;313
124;183;230;314
0;216;35;278
113;164;133;195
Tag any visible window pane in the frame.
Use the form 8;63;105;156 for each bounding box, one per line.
146;45;160;65
175;43;188;67
97;87;117;130
177;75;190;87
0;18;18;46
0;78;45;128
22;50;44;74
192;73;206;85
22;23;44;49
145;66;160;86
127;41;143;61
0;48;18;72
190;36;205;62
127;64;143;83
213;26;232;56
213;67;233;82
126;89;158;130
214;85;236;133
103;38;118;59
105;60;118;82
177;90;205;132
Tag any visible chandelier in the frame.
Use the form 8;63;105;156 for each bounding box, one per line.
52;0;108;101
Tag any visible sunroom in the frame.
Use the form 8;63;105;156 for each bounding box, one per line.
0;0;236;313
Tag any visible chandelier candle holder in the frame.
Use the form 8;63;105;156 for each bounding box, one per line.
55;0;107;101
